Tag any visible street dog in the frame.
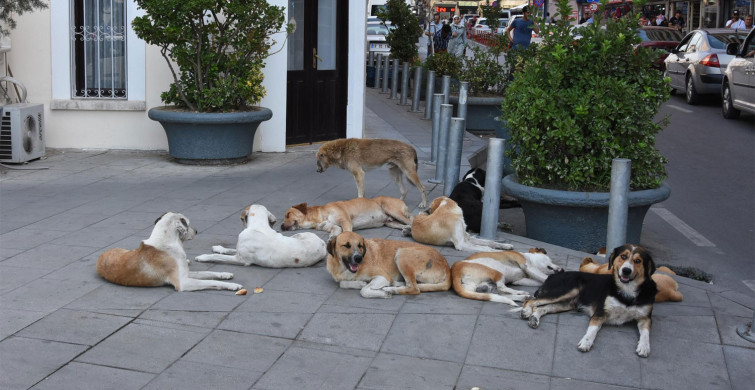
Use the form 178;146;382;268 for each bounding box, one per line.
97;212;242;292
449;168;485;233
520;244;657;357
326;231;451;298
403;196;514;251
451;248;563;306
195;204;326;268
580;256;682;302
281;196;412;238
315;138;428;207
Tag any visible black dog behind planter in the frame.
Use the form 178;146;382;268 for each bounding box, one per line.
449;168;486;233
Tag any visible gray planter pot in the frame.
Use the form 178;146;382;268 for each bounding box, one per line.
502;174;671;253
448;95;504;133
148;106;272;165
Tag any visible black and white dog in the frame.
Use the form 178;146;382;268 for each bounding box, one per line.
449;168;486;233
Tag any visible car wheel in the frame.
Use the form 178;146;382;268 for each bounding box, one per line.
664;70;675;95
685;74;699;105
721;81;740;119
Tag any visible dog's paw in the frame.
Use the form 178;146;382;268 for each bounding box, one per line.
401;226;412;237
194;255;209;262
216;272;234;280
520;305;533;319
212;245;225;253
227;283;243;291
636;341;650;358
577;337;594;352
418;201;427;208
528;316;540;329
494;242;514;250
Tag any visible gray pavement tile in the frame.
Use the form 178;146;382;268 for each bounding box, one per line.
651;300;714;316
189;264;282;290
318;288;407;314
39;255;103;283
715;314;755;349
723;345;755;390
31;361;155;390
219;311;312;338
143;360;262;390
0;277;100;313
652;314;720;344
0;265;50;294
399;290;482;315
264;267;339;295
76;322;209;374
0;220;28;235
50;225;143;248
466;315;556;375
139;309;229;329
639;335;731;390
456;364;551;390
0;336;88;389
672;283;715;307
150;289;244;312
178;203;245;224
0;227;69;251
235;289;329;313
0;308;46;340
253;345;373;390
65;283;172;317
549;378;639;390
87;210;167;231
24;211;109;232
710;293;754;318
182;329;290;371
17;308;131;346
357;353;461;390
298;312;396;351
381;313;477;363
720;289;755;310
1;243;95;270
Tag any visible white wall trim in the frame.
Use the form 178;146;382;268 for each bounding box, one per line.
346;0;367;139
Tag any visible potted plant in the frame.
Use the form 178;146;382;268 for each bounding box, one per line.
500;0;671;252
132;0;289;164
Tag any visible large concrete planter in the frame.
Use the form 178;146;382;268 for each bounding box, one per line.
502;174;671;253
448;95;505;133
148;106;272;165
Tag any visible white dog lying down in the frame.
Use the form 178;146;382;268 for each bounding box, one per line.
97;212;242;292
196;204;327;268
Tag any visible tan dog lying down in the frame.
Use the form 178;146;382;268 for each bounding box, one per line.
404;196;514;251
326;231;451;298
315;138;428;207
580;257;683;302
452;248;564;306
97;212;242;292
281;196;412;238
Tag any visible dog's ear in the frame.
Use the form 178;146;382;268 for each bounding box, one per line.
326;236;337;257
240;211;247;226
176;216;188;235
642;248;656;278
607;246;624;270
154;212;169;225
528;247;547;254
267;210;277;227
293;203;308;214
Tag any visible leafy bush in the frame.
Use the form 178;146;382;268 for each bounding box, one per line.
379;0;422;64
502;0;668;191
461;46;507;96
132;0;290;112
423;51;462;79
0;0;47;35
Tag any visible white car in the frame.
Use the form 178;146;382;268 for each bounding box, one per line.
473;17;491;33
722;27;755;119
366;22;392;55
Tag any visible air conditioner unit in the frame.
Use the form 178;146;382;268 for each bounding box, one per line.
0;103;45;163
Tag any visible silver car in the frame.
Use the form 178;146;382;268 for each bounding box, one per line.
664;29;748;105
722;27;755;119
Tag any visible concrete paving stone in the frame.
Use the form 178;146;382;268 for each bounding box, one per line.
235;289;329;314
639;336;731;389
709;293;754;318
76;321;209;373
723;345;755;390
40;254;104;283
264;267;339;295
0;220;28;235
467;315;557;375
253;344;373;390
549;378;639;390
150;289;244;312
715;314;755;349
299;312;396;351
651;301;714;316
1;243;95;270
143;360;262;390
381;313;477;363
319;288;407;314
661;284;712;308
139;309;229;329
456;364;551;390
720;289;755;310
0;336;88;389
652;314;720;344
400;290;482;315
177;203;245;224
31;361;155;390
182;329;291;372
87;210;168;231
675;275;729;293
65;283;172;317
24;211;110;232
357;353;462;390
49;225;143;249
17;308;131;346
0;308;46;340
0;227;69;251
0;265;51;294
0;277;99;313
132;195;204;214
219;311;312;338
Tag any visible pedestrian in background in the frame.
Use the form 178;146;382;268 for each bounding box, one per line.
726;10;746;29
505;5;540;49
433;24;452;54
448;15;467;57
669;10;685;31
745;14;753;29
425;13;441;56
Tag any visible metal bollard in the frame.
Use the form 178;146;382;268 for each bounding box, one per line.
443;117;466;196
480;138;505;240
606;158;631;256
400;62;410;105
368;51;375;67
381;55;390;93
429;93;444;164
442;75;451;104
411;66;423;112
429;103;453;184
457;81;469;123
737;312;755;343
373;54;382;89
390;59;400;99
424;70;436;120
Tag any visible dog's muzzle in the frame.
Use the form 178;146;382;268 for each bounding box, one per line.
281;221;298;231
619;266;634;283
343;252;363;273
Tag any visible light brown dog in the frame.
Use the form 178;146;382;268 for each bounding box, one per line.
326;231;451;298
580;257;683;302
281;196;412;238
404;196;514;251
315;138;428;207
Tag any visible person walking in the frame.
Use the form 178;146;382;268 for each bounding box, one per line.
433;24;452;54
505;5;540;50
726;10;746;29
669;10;685;31
448;15;467;57
425;13;441;56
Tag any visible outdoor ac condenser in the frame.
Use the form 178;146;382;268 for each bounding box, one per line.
0;103;45;163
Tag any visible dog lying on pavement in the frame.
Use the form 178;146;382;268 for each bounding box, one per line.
281;196;412;238
451;248;563;306
403;196;514;251
315;138;428;207
195;204;326;268
97;212;242;292
580;256;682;302
449;168;486;233
326;231;451;298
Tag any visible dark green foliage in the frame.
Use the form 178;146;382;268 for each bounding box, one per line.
460;46;507;96
479;3;500;24
379;0;422;64
0;0;47;35
502;0;668;191
423;51;462;79
132;0;290;112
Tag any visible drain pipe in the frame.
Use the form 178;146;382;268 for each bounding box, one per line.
480;138;505;240
606;158;631;255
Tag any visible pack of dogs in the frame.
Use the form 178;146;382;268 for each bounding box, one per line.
96;137;682;358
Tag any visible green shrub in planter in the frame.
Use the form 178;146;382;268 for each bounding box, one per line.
460;46;507;96
423;52;462;79
379;0;422;64
502;0;668;192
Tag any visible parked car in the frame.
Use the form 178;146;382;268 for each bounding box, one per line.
664;28;748;104
495;18;509;35
473;17;491;33
366;22;392;55
722;27;755;119
636;26;684;70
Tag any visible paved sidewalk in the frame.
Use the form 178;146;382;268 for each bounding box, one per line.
0;87;753;389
